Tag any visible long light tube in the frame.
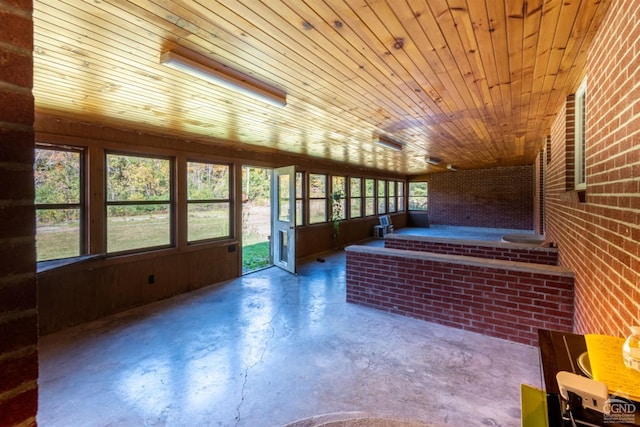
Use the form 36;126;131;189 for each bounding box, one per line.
160;50;287;107
376;135;403;151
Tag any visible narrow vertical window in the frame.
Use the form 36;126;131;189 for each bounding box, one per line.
187;161;231;242
408;182;428;211
295;171;305;226
575;78;587;190
331;176;346;221
106;153;172;253
388;181;396;213
349;177;362;218
309;173;327;224
364;179;375;216
377;179;387;214
397;181;405;212
34;146;84;261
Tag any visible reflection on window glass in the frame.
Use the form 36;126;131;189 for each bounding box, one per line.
397;181;405;211
187;161;231;242
106;153;172;253
34;147;83;261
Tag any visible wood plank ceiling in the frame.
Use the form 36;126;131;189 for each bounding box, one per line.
33;0;610;175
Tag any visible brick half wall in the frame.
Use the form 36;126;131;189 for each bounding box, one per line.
345;246;574;346
384;234;559;266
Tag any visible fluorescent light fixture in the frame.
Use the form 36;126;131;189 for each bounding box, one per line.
376;135;403;151
426;157;441;165
447;164;458;171
160;50;287;107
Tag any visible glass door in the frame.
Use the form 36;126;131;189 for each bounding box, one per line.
271;166;296;274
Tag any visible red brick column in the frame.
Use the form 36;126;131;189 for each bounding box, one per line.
0;1;38;426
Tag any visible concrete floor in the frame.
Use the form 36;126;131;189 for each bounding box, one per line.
38;227;542;427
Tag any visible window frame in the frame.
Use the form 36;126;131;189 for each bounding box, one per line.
105;151;175;255
408;181;429;211
308;173;328;224
377;179;387;215
186;160;233;243
349;177;363;219
34;143;86;262
364;178;376;217
574;77;587;191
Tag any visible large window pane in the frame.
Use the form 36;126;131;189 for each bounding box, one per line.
35;147;83;261
107;153;172;253
365;178;375;216
107;154;170;202
397;182;405;212
309;173;327;224
107;204;171;252
296;172;304;226
349;177;362;218
36;208;80;261
409;182;428;210
187;203;230;241
187;161;231;242
388;181;396;213
331;176;346;221
187;162;229;200
377;179;387;214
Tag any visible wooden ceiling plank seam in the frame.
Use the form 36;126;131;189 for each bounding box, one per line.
179;0;422;133
421;0;497;145
484;0;513;131
535;0;608;141
322;0;471;146
250;0;428;131
464;0;511;160
331;0;452;126
300;0;455;135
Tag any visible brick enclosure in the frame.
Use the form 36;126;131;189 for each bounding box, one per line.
345;246;574;346
428;165;533;230
544;0;639;337
0;1;39;426
384;235;559;266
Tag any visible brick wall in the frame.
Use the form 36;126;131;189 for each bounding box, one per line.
0;1;38;426
428;165;534;230
346;246;574;346
544;0;639;337
384;235;559;266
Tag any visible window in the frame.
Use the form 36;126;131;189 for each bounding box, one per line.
387;181;396;213
296;172;305;226
309;173;327;224
377;179;387;214
408;182;428;210
34;146;84;261
106;153;173;253
349;177;362;218
575;78;587;190
397;181;405;212
331;175;346;221
187;161;231;242
364;179;376;216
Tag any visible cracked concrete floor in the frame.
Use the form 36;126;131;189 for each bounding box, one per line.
38;247;542;427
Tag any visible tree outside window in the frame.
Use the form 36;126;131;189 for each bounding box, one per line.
408;182;428;210
34;146;83;261
187;161;231;242
309;173;327;224
106;153;173;253
349;177;362;218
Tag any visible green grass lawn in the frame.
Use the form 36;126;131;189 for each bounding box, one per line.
242;241;270;273
38;214;272;274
